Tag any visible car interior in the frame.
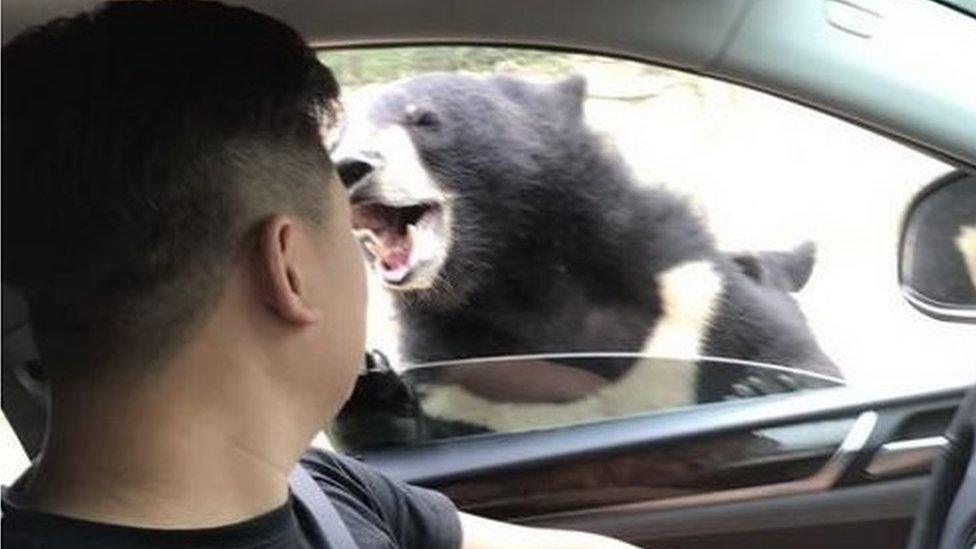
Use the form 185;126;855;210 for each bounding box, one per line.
3;1;975;548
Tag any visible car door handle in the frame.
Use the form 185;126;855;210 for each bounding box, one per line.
865;436;949;480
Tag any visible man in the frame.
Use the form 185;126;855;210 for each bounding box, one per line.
0;1;636;548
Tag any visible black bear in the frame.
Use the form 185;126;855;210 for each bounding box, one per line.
332;73;840;440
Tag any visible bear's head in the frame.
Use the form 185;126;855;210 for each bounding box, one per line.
332;73;605;305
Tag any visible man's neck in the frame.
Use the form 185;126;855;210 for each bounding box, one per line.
18;271;347;529
22;356;320;528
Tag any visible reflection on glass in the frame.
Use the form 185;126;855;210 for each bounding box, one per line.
331;353;843;451
900;171;976;315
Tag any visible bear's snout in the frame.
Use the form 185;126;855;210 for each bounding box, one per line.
336;157;376;189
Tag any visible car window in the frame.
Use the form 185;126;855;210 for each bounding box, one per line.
320;46;976;450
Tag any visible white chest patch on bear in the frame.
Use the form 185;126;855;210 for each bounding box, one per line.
418;260;723;434
634;259;723;409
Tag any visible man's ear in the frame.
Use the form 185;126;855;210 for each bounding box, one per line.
256;215;321;325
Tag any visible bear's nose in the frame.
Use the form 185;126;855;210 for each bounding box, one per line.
335;159;375;189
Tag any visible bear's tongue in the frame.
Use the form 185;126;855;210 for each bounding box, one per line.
376;230;411;272
351;203;416;276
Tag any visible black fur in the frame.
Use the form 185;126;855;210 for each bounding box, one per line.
356;72;838;378
327;73;846;448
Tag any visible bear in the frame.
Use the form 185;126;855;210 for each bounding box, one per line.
330;73;841;445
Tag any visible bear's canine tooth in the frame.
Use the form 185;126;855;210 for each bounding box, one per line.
363;239;380;258
407;223;418;247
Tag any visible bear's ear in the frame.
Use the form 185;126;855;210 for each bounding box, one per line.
551;74;587;119
732;241;817;293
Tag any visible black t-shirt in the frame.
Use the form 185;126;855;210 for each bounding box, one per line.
1;448;462;549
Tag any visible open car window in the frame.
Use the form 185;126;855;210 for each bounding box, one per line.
321;46;975;452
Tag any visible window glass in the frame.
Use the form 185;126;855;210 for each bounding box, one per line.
333;354;841;448
320;47;975;449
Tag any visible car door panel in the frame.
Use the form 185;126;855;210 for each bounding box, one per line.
356;384;966;547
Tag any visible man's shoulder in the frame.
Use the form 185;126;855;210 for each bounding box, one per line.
299;447;375;495
297;447;462;549
299;446;357;470
297;446;412;521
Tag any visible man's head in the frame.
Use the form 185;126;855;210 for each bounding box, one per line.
2;0;365;411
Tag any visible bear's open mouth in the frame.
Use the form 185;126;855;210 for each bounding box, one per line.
351;200;449;287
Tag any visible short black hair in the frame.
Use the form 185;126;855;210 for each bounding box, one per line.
2;0;340;374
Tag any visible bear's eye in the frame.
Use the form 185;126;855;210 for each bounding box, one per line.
405;108;439;129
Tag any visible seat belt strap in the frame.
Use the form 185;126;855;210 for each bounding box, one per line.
289;464;359;549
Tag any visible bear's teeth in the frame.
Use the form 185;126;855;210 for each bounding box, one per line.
406;223;418;249
363;239;380;258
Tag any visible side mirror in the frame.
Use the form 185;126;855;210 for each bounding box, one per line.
899;171;976;322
